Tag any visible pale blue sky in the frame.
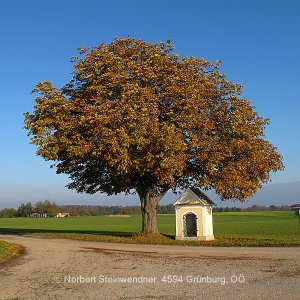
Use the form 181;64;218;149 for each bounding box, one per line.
0;0;299;207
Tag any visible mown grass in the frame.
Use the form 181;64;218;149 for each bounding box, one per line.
0;240;25;264
214;211;300;243
0;211;299;247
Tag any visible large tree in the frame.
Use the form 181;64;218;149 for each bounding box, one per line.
24;38;283;233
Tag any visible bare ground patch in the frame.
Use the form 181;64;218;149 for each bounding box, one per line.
79;246;287;263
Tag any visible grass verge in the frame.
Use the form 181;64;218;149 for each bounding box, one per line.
31;232;300;247
0;240;25;265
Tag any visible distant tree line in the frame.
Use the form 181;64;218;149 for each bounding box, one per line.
214;205;293;212
0;202;295;218
0;201;175;217
0;200;59;218
50;204;175;216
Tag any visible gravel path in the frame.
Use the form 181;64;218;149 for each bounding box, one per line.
0;234;299;300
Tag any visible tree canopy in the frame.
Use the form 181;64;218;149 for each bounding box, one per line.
24;38;283;233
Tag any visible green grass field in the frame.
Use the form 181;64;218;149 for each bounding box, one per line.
0;211;299;246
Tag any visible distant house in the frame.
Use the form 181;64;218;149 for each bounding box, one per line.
291;204;300;216
174;187;215;241
29;212;48;218
56;212;70;218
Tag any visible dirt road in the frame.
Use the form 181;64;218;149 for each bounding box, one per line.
0;234;299;300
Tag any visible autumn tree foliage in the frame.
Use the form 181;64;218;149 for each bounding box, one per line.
24;38;283;233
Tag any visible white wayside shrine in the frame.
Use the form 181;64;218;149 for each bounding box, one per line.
174;188;215;241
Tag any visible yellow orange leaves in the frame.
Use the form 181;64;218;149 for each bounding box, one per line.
24;37;283;201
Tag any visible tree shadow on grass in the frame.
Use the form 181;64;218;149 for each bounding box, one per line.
161;233;175;240
0;228;135;237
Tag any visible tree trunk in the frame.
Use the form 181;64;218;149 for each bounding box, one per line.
138;186;166;234
140;194;158;234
